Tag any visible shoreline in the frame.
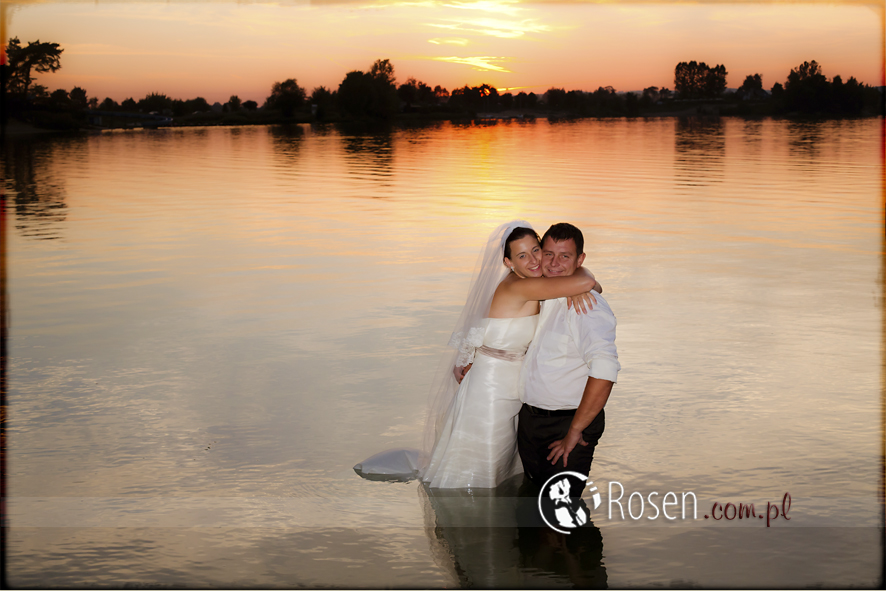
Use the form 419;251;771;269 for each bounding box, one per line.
3;107;881;137
1;118;68;136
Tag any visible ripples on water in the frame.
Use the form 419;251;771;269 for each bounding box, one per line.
3;117;882;588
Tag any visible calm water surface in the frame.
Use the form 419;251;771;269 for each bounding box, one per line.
3;117;883;588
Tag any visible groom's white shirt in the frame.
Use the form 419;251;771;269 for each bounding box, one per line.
520;294;620;410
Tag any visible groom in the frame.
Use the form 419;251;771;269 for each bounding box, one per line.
518;222;620;488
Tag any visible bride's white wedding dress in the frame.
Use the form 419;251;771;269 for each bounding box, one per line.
422;314;538;489
354;220;539;487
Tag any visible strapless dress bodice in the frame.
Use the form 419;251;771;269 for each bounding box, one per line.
481;315;538;351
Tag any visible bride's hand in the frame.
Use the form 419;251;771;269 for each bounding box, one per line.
453;363;472;384
566;290;597;315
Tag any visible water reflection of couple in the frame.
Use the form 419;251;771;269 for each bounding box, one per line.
422;220;620;491
418;478;609;588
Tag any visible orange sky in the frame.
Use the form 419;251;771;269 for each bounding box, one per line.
2;0;883;104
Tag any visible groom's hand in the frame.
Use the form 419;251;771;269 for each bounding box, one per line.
546;427;588;467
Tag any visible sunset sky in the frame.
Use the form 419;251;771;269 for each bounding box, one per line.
2;0;883;105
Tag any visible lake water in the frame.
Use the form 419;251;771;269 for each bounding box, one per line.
3;117;882;588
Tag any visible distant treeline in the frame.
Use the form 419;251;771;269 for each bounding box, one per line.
2;37;883;131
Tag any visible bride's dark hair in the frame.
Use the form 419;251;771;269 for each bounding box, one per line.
503;227;541;259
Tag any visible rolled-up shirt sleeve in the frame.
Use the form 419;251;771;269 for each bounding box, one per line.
570;303;621;383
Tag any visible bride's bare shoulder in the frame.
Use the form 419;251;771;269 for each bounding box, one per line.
493;273;519;295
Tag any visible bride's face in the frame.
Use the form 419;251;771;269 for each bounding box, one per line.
504;235;543;278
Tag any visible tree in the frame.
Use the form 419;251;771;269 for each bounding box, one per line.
675;61;727;99
447;84;499;112
310;85;334;119
737;74;763;101
448;85;480;110
397;77;418;106
544;87;567;110
183;97;210;113
69;86;88;108
243;100;258;111
624;91;640;116
590;86;620;114
397;77;432;107
87;97;98;109
837;77;856;110
674;61;705;99
337;71;372;117
784;60;828;113
310;86;333;104
565;90;586;112
5;37;64;96
778;60;879;115
139;92;173;113
49;88;69;106
337;60;399;119
417;81;434;104
787;60;823;86
227;95;242;111
477;84;498;110
704;64;728;97
740;74;763;93
265;79;306;117
370;58;396;87
368;58;399;116
29;84;49;102
834;76;871;115
99;97;119;111
513;91;526;108
640;86;659;109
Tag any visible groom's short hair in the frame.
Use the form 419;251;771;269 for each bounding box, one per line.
542;223;584;255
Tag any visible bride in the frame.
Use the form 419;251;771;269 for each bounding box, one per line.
354;221;600;488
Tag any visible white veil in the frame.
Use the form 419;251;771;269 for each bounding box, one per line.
419;220;534;470
353;220;534;480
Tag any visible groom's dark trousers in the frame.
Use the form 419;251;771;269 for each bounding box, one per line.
517;404;605;486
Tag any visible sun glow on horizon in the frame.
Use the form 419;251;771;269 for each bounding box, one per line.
2;0;881;103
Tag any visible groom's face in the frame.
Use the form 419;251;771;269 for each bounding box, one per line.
541;237;586;277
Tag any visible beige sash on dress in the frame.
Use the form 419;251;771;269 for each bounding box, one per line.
476;345;526;362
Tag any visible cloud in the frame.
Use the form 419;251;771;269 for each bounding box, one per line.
428;16;549;38
442;0;522;17
429;37;470;45
433;55;511;72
